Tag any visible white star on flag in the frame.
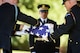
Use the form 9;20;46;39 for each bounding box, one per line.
39;27;44;30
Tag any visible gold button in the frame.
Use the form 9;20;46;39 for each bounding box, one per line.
76;42;78;45
70;40;72;42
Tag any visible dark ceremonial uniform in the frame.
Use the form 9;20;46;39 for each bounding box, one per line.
29;4;60;53
0;3;37;53
29;18;57;53
50;4;80;53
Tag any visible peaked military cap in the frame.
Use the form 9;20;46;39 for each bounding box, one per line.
62;0;80;4
37;4;50;12
62;0;66;5
77;0;80;7
77;1;80;3
77;0;80;3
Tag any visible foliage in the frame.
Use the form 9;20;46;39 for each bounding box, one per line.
12;50;30;53
11;35;30;50
18;0;67;24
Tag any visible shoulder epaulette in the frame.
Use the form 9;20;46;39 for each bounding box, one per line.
66;13;71;17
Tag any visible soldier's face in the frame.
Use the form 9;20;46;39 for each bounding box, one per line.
3;0;18;5
64;0;71;11
39;11;48;19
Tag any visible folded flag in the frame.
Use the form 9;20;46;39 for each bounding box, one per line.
29;23;54;38
15;23;54;38
31;25;49;37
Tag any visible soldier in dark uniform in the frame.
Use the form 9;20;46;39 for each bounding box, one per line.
0;0;38;53
50;0;80;53
29;4;60;53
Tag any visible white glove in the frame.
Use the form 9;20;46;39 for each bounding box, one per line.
15;25;30;35
32;52;36;53
22;25;31;31
42;33;49;42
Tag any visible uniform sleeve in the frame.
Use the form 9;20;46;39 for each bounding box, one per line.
17;7;38;26
29;34;34;46
54;22;57;31
51;13;75;39
11;24;20;36
29;34;35;50
15;24;20;31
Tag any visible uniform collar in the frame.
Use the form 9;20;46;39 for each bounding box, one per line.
40;17;47;22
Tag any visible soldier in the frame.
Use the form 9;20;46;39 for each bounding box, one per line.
29;4;60;53
50;0;80;53
0;0;38;53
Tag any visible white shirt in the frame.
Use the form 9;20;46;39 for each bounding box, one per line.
40;17;47;23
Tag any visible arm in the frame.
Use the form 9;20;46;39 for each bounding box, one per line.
29;34;35;52
14;24;22;31
50;13;75;39
17;7;38;26
11;24;21;36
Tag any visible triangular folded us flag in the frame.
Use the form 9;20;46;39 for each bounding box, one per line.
29;23;54;37
15;23;54;38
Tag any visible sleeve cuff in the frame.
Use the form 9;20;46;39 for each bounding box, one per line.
29;46;34;49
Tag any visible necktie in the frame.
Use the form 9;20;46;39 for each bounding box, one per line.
43;20;45;25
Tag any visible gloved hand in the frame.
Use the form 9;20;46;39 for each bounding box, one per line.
32;51;36;53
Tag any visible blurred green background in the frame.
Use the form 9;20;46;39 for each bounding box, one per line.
11;0;69;53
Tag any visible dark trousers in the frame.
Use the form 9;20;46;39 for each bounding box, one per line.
35;41;55;53
3;49;11;53
3;43;12;53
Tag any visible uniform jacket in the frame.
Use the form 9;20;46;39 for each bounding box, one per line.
51;5;80;41
29;18;58;50
0;3;37;51
51;4;80;53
